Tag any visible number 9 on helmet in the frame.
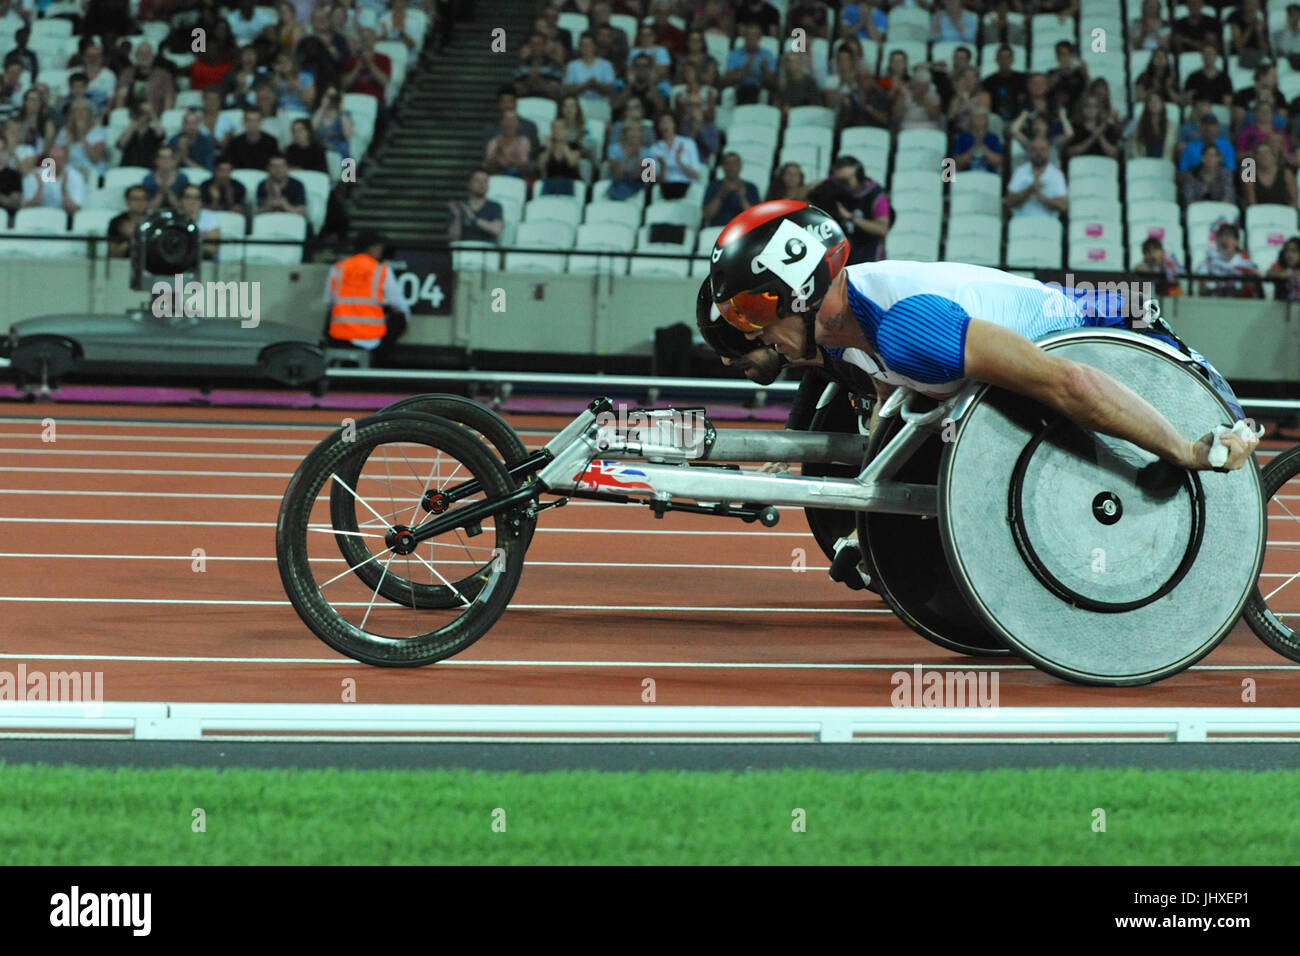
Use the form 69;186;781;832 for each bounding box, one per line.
709;199;850;333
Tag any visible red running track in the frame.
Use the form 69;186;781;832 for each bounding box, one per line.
0;401;1297;709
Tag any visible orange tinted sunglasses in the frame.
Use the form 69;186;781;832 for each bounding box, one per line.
716;289;783;332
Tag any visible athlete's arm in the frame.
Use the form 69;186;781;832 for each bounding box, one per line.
963;318;1254;470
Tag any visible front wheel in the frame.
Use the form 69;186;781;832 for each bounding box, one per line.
329;394;534;608
277;411;529;666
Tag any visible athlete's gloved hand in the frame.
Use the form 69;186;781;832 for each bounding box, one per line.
1192;419;1262;471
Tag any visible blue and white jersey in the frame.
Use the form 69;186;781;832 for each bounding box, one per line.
833;260;1087;396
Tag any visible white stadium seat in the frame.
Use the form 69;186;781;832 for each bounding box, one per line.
949;170;1002;217
524;195;583;228
584;199;642;231
1006;217;1063;268
1068;238;1124;271
568;222;635;275
0;208;76;257
213;210;250;262
886;228;941;261
245;212;306;264
644;200;701;228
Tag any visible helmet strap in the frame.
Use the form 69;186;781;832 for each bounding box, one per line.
798;309;818;361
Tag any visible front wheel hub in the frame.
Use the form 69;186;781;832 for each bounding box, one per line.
385;525;417;555
422;490;450;514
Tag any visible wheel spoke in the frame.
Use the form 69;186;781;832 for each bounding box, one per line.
359;551;396;631
406;548;474;608
310;525;388;540
437;460;466;492
353;472;425;504
330;472;392;528
317;544;391;590
1263;569;1300;603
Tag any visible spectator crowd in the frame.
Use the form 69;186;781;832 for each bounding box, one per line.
1;0;424;258
455;0;1300;298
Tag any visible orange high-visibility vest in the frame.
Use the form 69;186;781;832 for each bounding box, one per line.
329;254;388;341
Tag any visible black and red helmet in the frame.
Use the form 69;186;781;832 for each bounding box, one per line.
709;200;849;332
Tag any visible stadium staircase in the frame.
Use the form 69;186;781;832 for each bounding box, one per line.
344;0;531;245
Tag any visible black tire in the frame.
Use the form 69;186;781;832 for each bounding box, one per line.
277;411;528;666
259;342;326;386
856;413;1009;657
330;394;535;608
1243;443;1300;661
10;335;79;386
800;389;866;562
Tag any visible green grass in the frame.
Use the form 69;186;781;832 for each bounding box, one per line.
1;763;1297;865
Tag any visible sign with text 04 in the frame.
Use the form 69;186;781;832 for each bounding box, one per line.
391;249;454;316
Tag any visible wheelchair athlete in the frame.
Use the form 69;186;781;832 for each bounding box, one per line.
708;200;1258;473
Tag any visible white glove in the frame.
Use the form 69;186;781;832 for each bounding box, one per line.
1207;419;1263;468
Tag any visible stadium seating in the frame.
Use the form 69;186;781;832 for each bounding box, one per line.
568;223;636;276
949;171;1002;218
945;214;1003;266
524;195;584;230
505;225;570;273
894;129;947;175
246;213;307;264
585;199;642;232
211;210;251;263
0;0;1274;300
70;209;119;249
644;200;701;229
1245;205;1300;267
1006;218;1064;269
891;171;942;217
1066;157;1121;204
0;209;78;258
1068;238;1124;271
887;228;941;262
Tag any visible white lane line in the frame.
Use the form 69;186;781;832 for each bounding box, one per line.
0;467;295;478
0;553;830;571
2;553;1296;583
0;417;343;431
0;490;805;511
0;596;883;612
0;448;308;461
0;429;563;443
0;417;575;442
0;517;815;535
0;651;1293;672
0;432;327;445
0;651;1020;668
1;516;1291;544
0;490;287;500
0;517;274;527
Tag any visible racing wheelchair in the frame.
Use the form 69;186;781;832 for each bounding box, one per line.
276;327;1281;687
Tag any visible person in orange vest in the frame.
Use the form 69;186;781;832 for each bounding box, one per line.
324;230;411;359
